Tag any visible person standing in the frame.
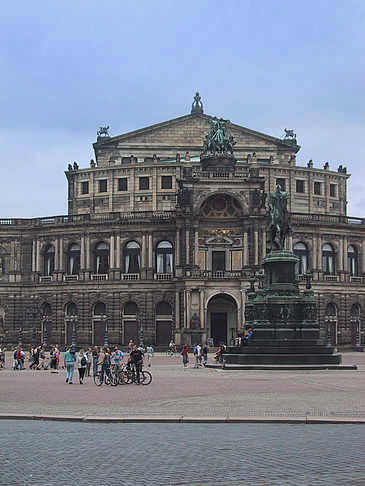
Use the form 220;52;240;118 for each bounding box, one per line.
181;345;189;369
76;349;87;384
86;348;92;376
146;344;154;367
128;344;144;384
202;343;209;366
112;346;124;372
98;347;111;384
63;346;76;384
92;346;99;376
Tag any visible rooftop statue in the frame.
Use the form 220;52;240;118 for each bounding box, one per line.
191;92;203;114
97;126;110;139
267;184;291;250
203;117;236;155
283;128;296;140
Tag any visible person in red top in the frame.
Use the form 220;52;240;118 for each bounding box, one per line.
181;345;189;369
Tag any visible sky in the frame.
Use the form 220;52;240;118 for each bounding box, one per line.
1;0;364;217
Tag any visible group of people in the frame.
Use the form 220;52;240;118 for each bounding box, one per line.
234;327;254;347
180;343;209;369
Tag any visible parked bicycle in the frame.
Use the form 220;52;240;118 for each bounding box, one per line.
119;362;152;385
93;366;118;386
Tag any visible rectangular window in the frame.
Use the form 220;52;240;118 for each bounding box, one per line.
330;184;336;197
81;181;89;195
276;178;286;191
161;176;172;189
314;181;321;195
98;179;107;193
139;177;149;190
118;178;128;191
296;180;304;193
212;251;225;271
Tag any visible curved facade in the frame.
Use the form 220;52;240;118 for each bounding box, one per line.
0;104;363;349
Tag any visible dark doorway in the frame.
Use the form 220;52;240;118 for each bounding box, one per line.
156;321;172;345
212;251;225;271
351;320;359;346
66;322;74;346
211;312;227;346
93;321;106;346
124;320;138;345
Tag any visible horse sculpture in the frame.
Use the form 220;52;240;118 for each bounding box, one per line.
267;185;291;250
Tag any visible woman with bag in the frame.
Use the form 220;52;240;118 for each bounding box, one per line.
76;349;87;384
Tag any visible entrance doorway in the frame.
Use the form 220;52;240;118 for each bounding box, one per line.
207;293;238;347
211;313;227;346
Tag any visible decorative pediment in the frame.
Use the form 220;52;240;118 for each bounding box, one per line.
205;230;234;246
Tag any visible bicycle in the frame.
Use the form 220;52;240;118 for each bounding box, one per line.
166;347;179;357
121;362;152;385
93;366;117;386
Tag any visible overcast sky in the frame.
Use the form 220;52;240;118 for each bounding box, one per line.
1;0;364;217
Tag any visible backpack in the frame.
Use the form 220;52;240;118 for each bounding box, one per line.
81;356;87;367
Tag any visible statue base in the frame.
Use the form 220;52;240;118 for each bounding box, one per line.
207;250;357;370
200;154;236;172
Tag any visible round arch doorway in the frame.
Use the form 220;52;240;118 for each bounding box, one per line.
207;293;238;347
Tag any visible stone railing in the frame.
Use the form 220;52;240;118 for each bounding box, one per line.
324;275;339;282
189;270;242;278
91;274;108;281
39;275;52;283
154;273;173;280
291;213;364;226
121;273;140;280
63;275;79;282
350;276;363;283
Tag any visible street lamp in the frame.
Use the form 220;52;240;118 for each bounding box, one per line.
137;314;144;347
325;316;332;347
70;315;77;349
351;317;361;348
42;315;51;348
26;297;41;348
103;313;109;348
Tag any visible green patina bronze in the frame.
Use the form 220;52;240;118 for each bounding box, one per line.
203;117;236;155
267;184;291;250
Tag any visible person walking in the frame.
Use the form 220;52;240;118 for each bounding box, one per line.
92;346;99;376
146;344;154;367
63;346;76;384
76;349;87;384
181;345;189;369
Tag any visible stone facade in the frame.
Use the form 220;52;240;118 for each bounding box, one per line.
0;105;363;349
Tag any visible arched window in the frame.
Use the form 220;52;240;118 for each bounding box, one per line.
124;302;138;315
156;302;172;315
294;242;308;275
350;303;360;318
93;302;106;316
42;303;52;316
43;244;55;276
322;244;335;275
156;241;173;274
67;243;80;275
124;241;141;274
348;245;358;276
66;302;78;316
325;303;337;317
94;242;109;274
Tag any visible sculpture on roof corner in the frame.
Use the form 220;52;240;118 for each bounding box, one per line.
202;117;236;155
283;128;296;140
267;184;291;250
191;92;203;114
97;126;110;140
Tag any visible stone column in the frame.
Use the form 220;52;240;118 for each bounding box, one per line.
362;239;365;275
176;229;180;266
199;288;205;329
36;239;41;272
254;229;259;265
240;289;246;328
80;235;85;270
243;231;249;266
186;290;191;328
116;235;121;269
343;236;347;272
288;235;293;252
148;233;153;268
312;234;317;271
32;238;36;272
141;233;146;268
185;228;190;265
54;239;59;271
58;237;64;273
338;237;343;272
86;235;91;271
175;291;180;329
110;235;115;269
194;230;199;267
261;229;267;258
